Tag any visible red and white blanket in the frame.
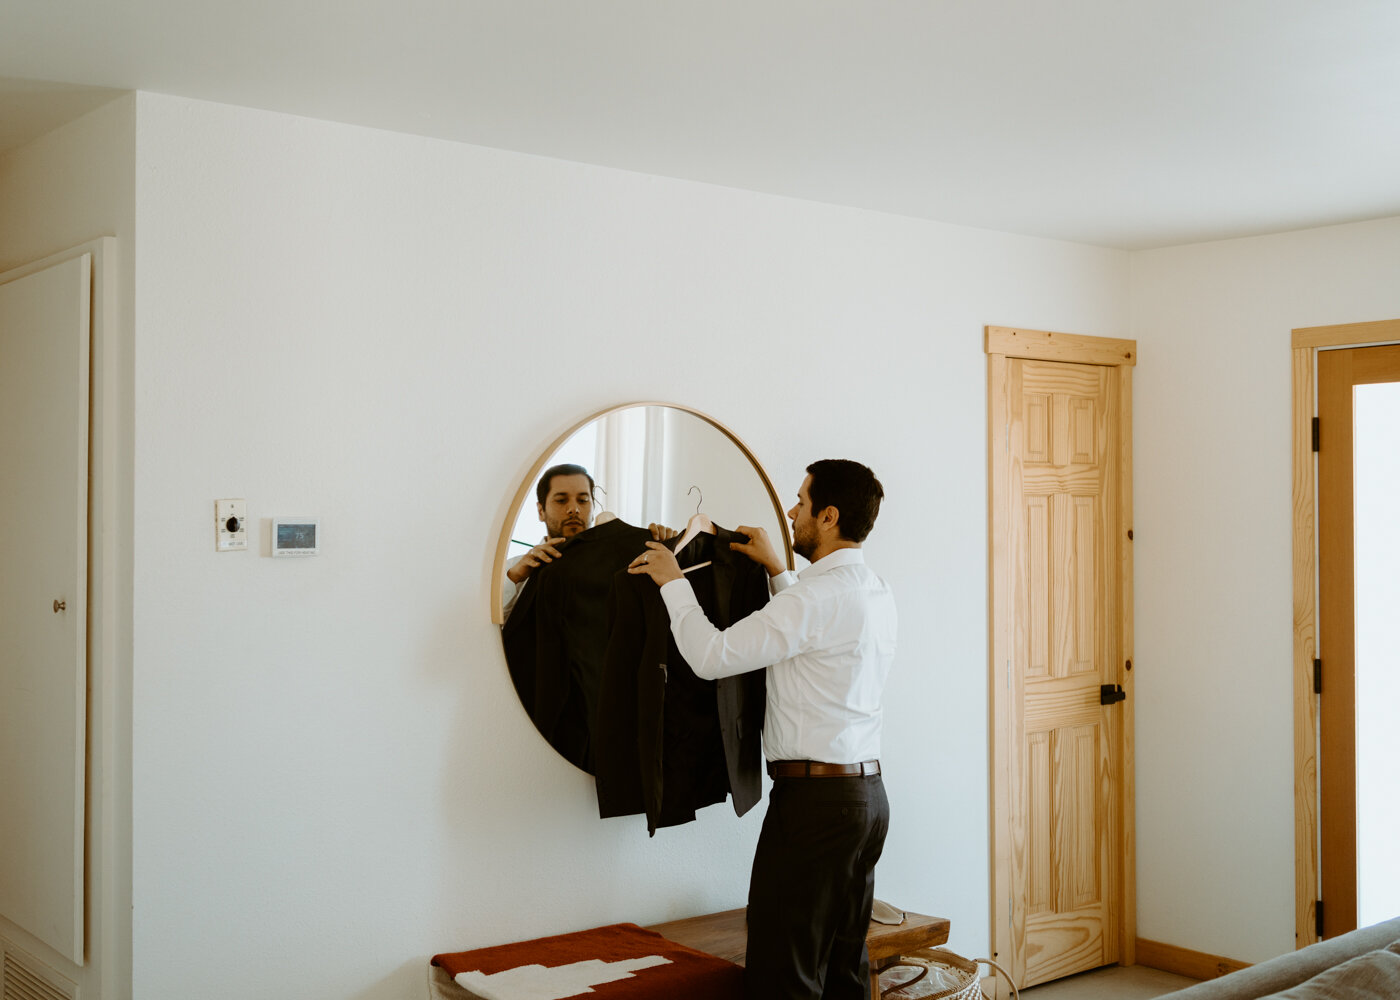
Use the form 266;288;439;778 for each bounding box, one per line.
432;923;741;1000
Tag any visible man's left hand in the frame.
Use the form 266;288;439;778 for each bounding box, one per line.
628;541;683;585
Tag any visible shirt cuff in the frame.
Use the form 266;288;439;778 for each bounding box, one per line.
769;569;798;595
659;578;700;618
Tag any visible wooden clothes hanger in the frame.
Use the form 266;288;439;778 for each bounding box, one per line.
673;486;714;574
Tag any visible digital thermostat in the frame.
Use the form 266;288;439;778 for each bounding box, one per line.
271;518;320;557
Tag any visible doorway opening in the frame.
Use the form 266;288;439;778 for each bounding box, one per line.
1291;321;1400;946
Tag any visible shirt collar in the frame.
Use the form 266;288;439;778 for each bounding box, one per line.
797;546;865;579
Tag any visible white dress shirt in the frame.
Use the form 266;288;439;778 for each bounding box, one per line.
659;547;897;764
500;552;534;621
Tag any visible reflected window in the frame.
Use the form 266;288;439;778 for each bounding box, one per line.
508;406;775;548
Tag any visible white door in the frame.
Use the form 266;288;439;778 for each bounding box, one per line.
0;252;91;964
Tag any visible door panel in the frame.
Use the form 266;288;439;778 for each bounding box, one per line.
1009;358;1119;988
0;253;91;965
1316;342;1400;939
1027;732;1052;914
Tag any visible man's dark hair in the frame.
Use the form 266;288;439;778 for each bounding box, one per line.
806;459;884;543
536;463;596;507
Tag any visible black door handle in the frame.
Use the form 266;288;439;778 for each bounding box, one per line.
1100;684;1126;705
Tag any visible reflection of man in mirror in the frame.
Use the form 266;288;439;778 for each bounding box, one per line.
503;463;678;619
501;463;596;619
500;463;678;774
628;459;896;1000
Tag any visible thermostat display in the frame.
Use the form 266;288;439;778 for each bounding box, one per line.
271;519;319;556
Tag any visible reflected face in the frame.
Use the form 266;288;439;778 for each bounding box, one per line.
538;473;594;539
787;475;820;561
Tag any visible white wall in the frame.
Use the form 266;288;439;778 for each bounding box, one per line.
0;94;136;1000
129;93;1127;999
1130;216;1400;962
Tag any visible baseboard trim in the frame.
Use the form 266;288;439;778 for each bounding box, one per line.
1135;938;1251;981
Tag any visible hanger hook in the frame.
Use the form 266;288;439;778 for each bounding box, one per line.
688;485;704;515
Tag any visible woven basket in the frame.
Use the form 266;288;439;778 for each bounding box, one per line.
877;947;1020;1000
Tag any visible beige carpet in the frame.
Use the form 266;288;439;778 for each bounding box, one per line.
1016;964;1199;999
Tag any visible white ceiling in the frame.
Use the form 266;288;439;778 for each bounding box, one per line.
3;0;1399;249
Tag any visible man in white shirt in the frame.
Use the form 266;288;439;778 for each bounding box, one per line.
629;459;897;1000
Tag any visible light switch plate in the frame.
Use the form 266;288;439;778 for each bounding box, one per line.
215;499;248;552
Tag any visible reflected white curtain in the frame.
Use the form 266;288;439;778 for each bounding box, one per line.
596;407;666;526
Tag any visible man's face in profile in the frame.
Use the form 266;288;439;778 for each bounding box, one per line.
787;474;821;561
538;473;594;539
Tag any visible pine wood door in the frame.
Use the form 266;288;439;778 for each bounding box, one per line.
1316;342;1400;938
989;328;1134;994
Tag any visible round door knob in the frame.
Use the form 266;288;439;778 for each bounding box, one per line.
53;599;66;612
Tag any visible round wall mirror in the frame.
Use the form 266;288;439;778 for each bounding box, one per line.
492;402;793;773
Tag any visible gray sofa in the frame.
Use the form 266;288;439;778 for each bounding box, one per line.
1157;917;1400;999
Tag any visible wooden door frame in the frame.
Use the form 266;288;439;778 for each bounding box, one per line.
987;326;1137;994
1290;318;1400;948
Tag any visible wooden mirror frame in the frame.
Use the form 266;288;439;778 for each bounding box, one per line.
490;401;795;625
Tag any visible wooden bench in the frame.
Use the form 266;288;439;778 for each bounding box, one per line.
647;906;951;998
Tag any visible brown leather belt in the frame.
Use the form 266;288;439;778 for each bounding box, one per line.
766;759;881;779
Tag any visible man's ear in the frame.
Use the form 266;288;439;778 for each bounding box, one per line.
818;505;840;533
537;502;546;522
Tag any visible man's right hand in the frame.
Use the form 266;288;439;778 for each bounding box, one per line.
506;537;566;584
731;525;785;578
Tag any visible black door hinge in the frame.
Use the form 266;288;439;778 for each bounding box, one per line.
1312;417;1320;452
1316;900;1325;938
1100;684;1126;705
1314;658;1322;694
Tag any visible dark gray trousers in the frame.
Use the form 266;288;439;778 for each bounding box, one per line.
743;774;890;1000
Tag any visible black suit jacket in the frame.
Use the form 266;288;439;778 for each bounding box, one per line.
501;517;653;773
594;525;769;834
